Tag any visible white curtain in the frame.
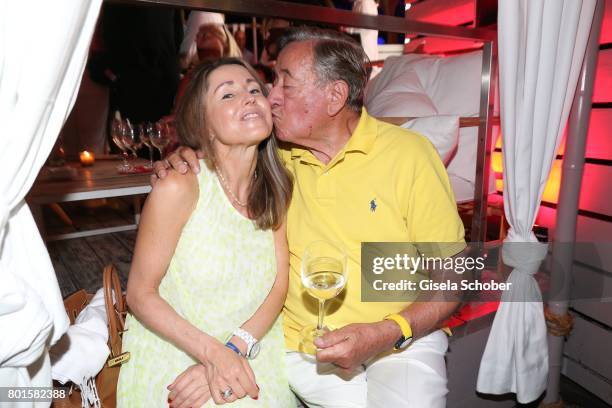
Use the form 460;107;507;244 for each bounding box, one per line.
0;0;102;395
476;0;596;403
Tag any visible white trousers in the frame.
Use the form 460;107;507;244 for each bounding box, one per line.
286;330;448;408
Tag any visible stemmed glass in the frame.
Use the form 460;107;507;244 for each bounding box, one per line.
149;122;170;159
110;118;132;172
140;122;155;168
299;241;348;353
121;119;140;158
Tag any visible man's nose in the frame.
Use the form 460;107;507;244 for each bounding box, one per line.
267;84;281;108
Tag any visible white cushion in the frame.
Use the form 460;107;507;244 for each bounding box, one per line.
398;51;484;116
365;60;438;118
401;115;459;165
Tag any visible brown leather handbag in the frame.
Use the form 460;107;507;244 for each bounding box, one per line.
53;264;130;408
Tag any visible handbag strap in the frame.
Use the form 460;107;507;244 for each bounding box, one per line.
63;289;90;325
103;264;126;358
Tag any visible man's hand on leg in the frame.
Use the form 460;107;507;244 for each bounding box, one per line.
314;321;397;371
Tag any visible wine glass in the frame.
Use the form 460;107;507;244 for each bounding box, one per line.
299;240;348;353
110;118;132;172
150;122;170;159
121;119;139;156
141;122;155;168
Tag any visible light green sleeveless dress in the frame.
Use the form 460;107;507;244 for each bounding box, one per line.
117;163;294;407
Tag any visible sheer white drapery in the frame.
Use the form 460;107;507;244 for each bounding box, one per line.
476;0;596;403
0;0;102;393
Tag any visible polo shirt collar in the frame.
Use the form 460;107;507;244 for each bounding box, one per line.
290;108;377;162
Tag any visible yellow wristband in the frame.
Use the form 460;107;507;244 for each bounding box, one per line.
384;313;412;339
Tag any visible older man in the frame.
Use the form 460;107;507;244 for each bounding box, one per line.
156;27;465;407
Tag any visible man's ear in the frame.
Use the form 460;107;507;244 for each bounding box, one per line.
326;80;350;116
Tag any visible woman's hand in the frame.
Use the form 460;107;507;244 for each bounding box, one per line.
168;364;211;408
202;342;259;404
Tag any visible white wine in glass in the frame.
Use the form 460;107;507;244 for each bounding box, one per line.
300;241;347;353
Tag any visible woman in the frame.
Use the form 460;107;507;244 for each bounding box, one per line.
117;58;295;407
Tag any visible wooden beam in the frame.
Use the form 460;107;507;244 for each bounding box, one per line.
378;116;500;128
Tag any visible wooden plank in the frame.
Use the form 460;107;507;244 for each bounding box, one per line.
47;241;79;298
564;314;612;381
378;116;500;128
593;48;612;103
120;0;496;41
579;164;612;217
571;263;612;327
84;234;133;290
536;208;612;274
112;230;137;252
48;238;106;295
563;357;612;406
572;301;612;329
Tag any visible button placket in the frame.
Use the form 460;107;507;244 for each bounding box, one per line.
316;167;336;202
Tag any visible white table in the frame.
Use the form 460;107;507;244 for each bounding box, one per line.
27;158;152;241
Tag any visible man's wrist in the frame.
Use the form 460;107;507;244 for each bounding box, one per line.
377;319;403;351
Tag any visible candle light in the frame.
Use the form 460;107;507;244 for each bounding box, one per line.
79;150;95;166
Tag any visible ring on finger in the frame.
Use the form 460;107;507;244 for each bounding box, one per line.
221;387;233;400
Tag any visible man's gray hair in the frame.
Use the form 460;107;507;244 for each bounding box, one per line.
278;27;369;112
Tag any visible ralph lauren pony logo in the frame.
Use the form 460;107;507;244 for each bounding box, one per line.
370;198;377;212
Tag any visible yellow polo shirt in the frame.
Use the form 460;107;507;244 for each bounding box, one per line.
280;109;466;352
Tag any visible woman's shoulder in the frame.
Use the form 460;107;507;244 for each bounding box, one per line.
151;169;199;205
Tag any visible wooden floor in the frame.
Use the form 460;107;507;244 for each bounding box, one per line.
49;231;134;297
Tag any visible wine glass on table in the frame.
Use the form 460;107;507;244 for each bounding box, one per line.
140;122;155;168
150;122;170;160
299;240;348;354
122;119;141;154
110;118;132;172
121;119;141;169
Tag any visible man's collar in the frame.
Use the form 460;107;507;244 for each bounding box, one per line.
290;146;307;159
343;108;377;155
290;108;377;161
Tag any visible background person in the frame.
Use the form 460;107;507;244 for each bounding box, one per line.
174;19;242;113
